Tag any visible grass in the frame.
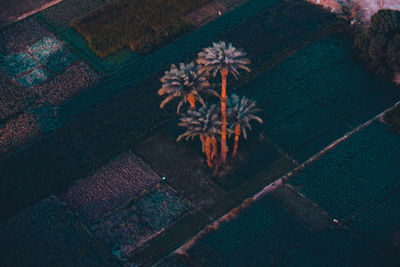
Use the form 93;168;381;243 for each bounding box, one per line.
71;0;210;58
289;121;400;220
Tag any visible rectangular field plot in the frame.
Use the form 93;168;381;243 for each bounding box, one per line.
242;33;400;162
289;121;400;220
222;0;337;71
0;17;51;55
277;229;396;266
59;28;141;76
0;197;119;267
350;189;400;257
35;0;113;33
38;61;101;106
134;132;227;211
91;186;190;259
0;68;33;121
0;113;41;158
59;152;160;222
187;194;313;266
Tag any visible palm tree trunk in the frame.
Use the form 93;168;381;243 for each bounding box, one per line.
211;136;218;160
187;94;196;109
205;136;213;168
220;68;228;164
232;124;241;157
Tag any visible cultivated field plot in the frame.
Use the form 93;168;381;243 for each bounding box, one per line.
133;131;227;211
187;194;314;266
0;17;51;55
350;189;400;258
222;0;337;72
1;29;78;88
59;152;160;223
277;228;396;266
187;191;394;266
0;68;34;121
91;186;191;259
38;61;101;106
0;196;119;267
0;0;55;27
0;113;41;157
34;0;144;76
242;33;400;162
289;121;400;220
49;0;282;124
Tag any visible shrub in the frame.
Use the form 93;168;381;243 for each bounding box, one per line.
71;0;210;58
353;9;400;79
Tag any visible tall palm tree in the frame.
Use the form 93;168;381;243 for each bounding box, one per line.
177;104;221;168
227;94;263;157
158;62;210;114
197;41;251;163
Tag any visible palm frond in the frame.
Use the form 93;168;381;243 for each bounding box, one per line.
227;94;263;138
159;61;210;113
197;41;251;79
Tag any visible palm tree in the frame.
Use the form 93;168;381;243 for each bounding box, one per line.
177;104;221;168
158;62;211;114
227;94;263;157
197;41;251;163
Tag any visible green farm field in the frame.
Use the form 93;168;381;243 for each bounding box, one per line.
1;0;400;265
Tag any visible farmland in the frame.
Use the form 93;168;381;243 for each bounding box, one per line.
1;0;400;266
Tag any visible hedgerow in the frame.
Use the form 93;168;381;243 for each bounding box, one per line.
72;0;210;58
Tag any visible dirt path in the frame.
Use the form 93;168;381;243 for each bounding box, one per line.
0;0;63;28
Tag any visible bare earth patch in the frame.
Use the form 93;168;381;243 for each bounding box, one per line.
59;152;160;222
0;113;41;157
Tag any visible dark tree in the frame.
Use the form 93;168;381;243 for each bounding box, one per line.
354;9;400;79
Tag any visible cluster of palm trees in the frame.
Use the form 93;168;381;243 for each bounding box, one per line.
158;41;263;168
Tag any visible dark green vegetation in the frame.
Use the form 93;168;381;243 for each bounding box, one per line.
350;189;400;257
72;0;209;58
384;103;400;130
222;0;338;73
187;193;394;266
0;197;120;266
92;186;190;258
243;33;400;161
354;9;400;79
290;121;400;219
2;0;400;264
